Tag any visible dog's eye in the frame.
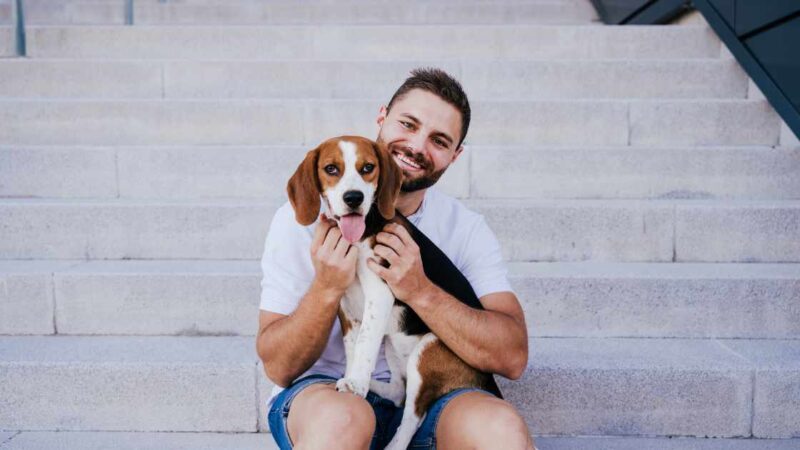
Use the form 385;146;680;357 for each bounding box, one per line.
324;165;339;176
361;164;375;174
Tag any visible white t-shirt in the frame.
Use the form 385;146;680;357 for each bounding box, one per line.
259;186;513;404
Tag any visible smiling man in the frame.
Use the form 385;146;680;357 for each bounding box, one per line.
257;68;535;450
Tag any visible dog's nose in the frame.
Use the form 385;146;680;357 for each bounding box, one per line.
343;190;364;209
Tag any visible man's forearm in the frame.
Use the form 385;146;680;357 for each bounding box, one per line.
408;285;527;379
257;282;342;387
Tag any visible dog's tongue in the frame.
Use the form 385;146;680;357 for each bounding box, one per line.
339;214;366;244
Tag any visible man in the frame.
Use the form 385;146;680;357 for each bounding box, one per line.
257;68;535;450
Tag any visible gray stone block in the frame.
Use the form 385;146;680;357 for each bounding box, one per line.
0;261;82;335
469;101;628;146
23;0;127;25
470;146;800;200
675;201;800;262
630;100;781;146
133;0;597;25
257;361;276;434
0;101;305;146
502;338;752;437
0;199;280;259
162;60;459;99
0;431;277;450
0;336;257;431
54;260;261;335
117;146;304;200
535;436;800;450
510;262;800;338
0;146;117;198
0;26;12;57
469;199;674;262
25;25;720;60
0;60;162;98
720;340;800;438
463;60;747;100
781;121;800;147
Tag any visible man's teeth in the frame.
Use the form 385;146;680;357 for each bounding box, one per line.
396;154;421;170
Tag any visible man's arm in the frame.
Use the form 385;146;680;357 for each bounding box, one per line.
367;223;528;380
256;215;358;387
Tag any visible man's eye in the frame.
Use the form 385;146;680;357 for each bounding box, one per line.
324;165;339;175
433;138;447;147
400;121;413;129
361;164;375;174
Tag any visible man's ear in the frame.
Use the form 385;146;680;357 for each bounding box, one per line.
376;105;388;129
451;144;465;164
375;140;403;220
286;147;321;225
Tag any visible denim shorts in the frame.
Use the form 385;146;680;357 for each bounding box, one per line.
267;374;493;450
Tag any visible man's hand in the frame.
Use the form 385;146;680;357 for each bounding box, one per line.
367;223;434;304
310;214;359;300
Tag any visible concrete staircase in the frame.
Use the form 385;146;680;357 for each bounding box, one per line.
2;1;800;449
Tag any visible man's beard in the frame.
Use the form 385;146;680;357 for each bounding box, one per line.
379;139;446;193
400;166;446;192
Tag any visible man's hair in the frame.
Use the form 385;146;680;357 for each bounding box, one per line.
386;67;471;148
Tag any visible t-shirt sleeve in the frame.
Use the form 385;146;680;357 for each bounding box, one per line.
458;215;514;299
259;203;316;315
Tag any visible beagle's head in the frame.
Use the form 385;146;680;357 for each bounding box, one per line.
287;136;403;243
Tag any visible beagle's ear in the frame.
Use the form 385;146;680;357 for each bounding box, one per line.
287;147;321;226
374;140;403;220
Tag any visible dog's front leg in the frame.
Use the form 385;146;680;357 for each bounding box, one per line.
336;247;394;397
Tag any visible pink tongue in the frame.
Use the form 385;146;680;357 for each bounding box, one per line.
339;214;366;244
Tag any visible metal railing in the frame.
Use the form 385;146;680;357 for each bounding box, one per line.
13;0;25;56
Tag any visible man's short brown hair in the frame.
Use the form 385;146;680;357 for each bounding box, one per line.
386;68;471;148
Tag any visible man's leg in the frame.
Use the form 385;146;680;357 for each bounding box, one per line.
435;391;536;450
286;384;375;449
269;378;375;450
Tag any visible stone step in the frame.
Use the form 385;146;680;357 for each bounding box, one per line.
0;26;12;57
17;0;598;25
24;25;720;60
20;0;129;25
3;145;798;201
3;260;798;339
1;433;799;450
0;59;748;100
0;100;780;146
0;199;799;262
131;0;599;25
1;336;798;438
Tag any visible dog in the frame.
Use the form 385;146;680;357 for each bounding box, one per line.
286;135;496;449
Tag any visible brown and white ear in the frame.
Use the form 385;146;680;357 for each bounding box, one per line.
374;140;403;220
286;147;321;226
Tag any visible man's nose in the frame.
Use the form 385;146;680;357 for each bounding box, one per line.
343;190;364;209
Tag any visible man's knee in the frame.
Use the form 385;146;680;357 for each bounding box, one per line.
438;393;533;450
288;386;375;448
479;403;531;447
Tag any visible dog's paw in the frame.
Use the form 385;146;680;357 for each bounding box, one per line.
336;377;369;397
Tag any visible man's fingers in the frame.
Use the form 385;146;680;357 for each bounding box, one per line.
385;223;414;247
366;258;387;278
376;231;404;252
322;228;343;257
373;244;399;265
311;214;334;251
333;233;351;257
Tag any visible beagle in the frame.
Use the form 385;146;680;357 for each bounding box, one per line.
286;135;496;449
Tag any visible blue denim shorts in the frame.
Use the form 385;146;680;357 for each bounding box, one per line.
267;374;493;450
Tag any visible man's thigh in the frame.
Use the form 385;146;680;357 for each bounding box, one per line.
416;389;537;450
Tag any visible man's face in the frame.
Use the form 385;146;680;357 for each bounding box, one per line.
376;89;464;192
